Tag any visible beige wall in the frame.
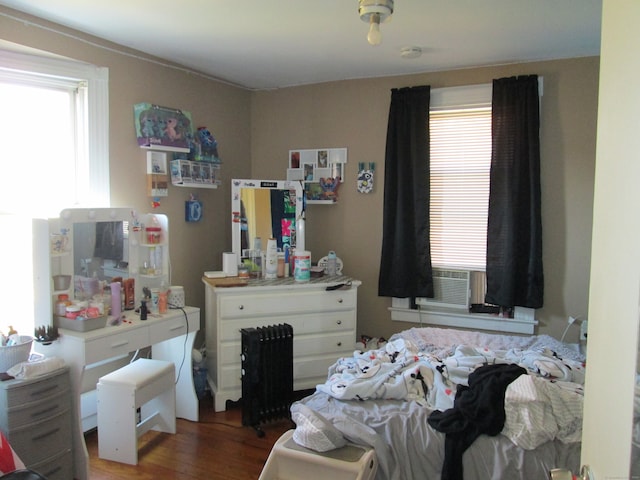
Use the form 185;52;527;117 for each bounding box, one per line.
1;6;252;337
2;6;599;342
251;57;600;341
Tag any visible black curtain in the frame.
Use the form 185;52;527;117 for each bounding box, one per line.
378;86;433;298
485;75;543;308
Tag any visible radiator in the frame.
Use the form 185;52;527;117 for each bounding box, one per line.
416;267;471;310
241;323;294;436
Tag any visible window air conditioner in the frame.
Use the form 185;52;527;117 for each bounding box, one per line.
416;267;471;310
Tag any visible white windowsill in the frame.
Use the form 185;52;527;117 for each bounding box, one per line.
389;307;538;335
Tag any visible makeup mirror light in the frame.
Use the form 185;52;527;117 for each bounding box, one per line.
231;179;304;261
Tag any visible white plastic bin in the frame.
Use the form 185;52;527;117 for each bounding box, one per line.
259;430;377;480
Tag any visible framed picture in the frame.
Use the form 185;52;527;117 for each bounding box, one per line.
147;151;167;174
331;162;344;180
317;150;328;168
290;151;300;169
287;148;348;201
303;163;315;182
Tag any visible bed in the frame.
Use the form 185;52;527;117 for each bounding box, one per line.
290;326;585;480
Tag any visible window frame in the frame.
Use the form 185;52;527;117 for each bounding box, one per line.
429;85;492;273
0;48;110;208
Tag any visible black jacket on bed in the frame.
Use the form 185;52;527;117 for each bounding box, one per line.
427;363;527;480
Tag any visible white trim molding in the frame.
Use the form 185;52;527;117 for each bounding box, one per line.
389;307;537;335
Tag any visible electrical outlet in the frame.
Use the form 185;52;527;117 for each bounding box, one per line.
580;320;588;341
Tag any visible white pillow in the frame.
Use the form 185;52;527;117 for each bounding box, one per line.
291;403;346;452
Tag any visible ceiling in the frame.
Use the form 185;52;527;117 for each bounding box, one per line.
0;0;602;91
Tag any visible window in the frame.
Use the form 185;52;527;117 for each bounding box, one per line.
430;106;491;271
391;82;541;334
0;49;110;217
429;84;492;271
0;48;109;336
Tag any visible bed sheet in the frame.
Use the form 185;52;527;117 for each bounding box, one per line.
293;327;585;480
297;391;580;480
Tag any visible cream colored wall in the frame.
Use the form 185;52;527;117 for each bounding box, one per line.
1;6;252;335
1;6;600;343
251;57;600;341
581;1;640;475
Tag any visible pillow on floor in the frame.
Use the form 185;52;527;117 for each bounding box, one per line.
291;403;346;452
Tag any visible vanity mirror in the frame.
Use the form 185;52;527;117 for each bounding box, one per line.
231;179;305;260
58;208;132;284
54;207;169;305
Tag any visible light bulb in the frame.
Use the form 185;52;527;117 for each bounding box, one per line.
367;15;382;46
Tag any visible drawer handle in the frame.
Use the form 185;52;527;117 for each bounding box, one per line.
111;340;129;348
169;324;185;331
33;427;60;442
337;298;343;304
337;342;342;347
336;320;342;325
238;305;244;310
30;385;58;397
31;405;60;418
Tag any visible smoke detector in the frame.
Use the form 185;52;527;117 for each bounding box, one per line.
400;46;422;59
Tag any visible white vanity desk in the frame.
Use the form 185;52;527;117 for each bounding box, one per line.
204;275;360;412
35;306;200;480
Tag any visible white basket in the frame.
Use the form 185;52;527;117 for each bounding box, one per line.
0;335;33;372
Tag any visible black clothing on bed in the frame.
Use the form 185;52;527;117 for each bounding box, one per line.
427;363;527;480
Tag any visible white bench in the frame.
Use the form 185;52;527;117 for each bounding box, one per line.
97;358;176;465
259;430;378;480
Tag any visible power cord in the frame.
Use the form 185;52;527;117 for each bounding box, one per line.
167;303;189;386
560;315;578;343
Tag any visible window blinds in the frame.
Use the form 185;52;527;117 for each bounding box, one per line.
429;106;491;271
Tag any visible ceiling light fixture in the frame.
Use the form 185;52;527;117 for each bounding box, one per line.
358;0;394;46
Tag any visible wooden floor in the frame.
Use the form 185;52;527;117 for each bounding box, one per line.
85;392;294;480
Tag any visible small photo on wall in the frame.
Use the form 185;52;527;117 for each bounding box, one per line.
303;163;315;182
331;163;344;180
147;151;167;174
290;151;300;169
317;150;328;168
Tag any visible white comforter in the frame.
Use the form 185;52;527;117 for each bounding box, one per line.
315;334;585;450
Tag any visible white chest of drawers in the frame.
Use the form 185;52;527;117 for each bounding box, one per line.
0;367;72;480
203;276;360;411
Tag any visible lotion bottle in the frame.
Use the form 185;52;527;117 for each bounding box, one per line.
265;238;278;279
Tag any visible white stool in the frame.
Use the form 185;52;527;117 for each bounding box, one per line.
97;358;176;465
259;430;378;480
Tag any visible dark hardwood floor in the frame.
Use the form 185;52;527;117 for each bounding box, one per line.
85;393;295;480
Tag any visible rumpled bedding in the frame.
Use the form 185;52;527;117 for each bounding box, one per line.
294;327;585;480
